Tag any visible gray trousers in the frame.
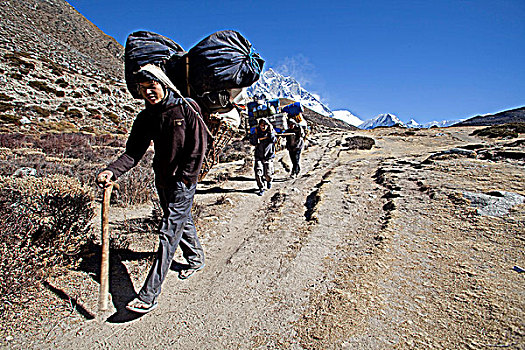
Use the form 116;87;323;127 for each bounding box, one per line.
254;159;274;190
138;182;204;304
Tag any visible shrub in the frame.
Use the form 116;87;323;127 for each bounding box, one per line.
116;151;156;205
0;102;14;113
86;107;100;115
29;80;54;93
51;68;63;76
19;65;33;75
123;105;135;113
37;132;95;160
4;53;34;71
28;80;64;97
65;108;83;118
9;72;23;80
0;93;14;102
46;120;78;133
0;174;94;316
116;126;128;134
70;91;83;98
100;86;111;95
41;57;64;76
4;51;31;60
80;126;96;134
30;105;51;118
0;114;21;125
0;133;35;148
95;133;126;148
343;136;375;150
105;111;120;125
55;78;69;88
57;102;68;113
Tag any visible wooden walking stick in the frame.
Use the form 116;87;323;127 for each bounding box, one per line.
99;182;118;312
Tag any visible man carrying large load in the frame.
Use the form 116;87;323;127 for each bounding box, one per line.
96;30;264;313
125;30;265;179
96;67;208;313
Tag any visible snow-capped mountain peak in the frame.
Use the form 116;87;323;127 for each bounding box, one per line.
406;119;420;128
405;119;463;128
332;110;363;127
247;69;461;129
359;113;406;129
246;68;333;117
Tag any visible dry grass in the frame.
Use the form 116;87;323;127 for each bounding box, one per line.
0;175;94;318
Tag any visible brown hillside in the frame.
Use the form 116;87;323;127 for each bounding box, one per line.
0;0;140;135
0;0;124;80
454;106;525;126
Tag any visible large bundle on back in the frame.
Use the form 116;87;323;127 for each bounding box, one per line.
125;31;186;99
125;30;264;115
168;30;264;114
124;30;265;179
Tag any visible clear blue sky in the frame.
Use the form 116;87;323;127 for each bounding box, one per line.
67;0;524;123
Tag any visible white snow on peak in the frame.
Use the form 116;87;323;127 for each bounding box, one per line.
405;119;463;128
420;119;462;128
332;110;363;127
406;119;420;128
359;113;406;129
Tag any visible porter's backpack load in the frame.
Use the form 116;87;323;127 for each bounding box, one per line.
268;113;287;133
174;30;265;96
267;98;279;113
125;31;186;99
282;102;303;117
214;108;241;128
247;101;258;117
125;30;264;116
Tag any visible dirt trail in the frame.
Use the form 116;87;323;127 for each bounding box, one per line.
25;127;525;349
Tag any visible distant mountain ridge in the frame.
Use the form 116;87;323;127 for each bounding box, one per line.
248;68;477;130
358;114;463;129
453;106;525;126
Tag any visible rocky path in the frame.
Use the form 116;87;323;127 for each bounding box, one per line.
27;127;525;349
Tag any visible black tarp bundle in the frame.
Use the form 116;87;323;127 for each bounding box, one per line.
125;30;264;114
173;30;265;96
125;31;186;99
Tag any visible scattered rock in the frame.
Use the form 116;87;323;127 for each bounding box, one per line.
462;190;525;217
343;135;375;150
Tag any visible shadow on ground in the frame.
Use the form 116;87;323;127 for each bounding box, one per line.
47;246;158;323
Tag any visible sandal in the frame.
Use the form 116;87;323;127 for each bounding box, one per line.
179;263;205;280
126;298;158;314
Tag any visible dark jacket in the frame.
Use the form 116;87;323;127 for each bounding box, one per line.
285;121;305;151
105;90;208;187
249;119;277;161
